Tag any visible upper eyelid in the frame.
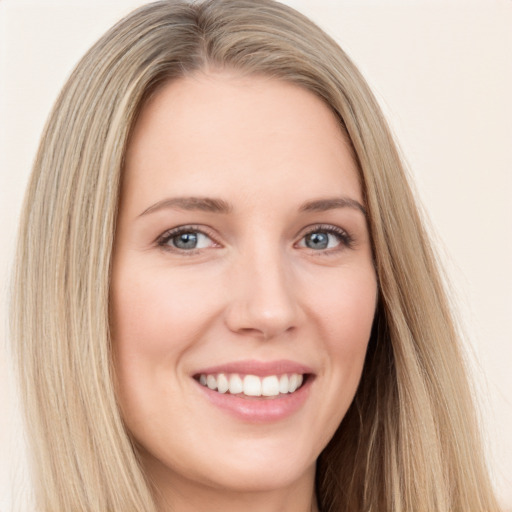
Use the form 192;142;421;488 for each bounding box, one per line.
157;224;215;239
296;223;351;239
157;222;348;236
156;225;220;249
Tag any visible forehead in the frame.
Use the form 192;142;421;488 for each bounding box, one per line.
123;72;362;210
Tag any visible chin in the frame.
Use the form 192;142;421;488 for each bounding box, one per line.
142;438;317;496
204;458;316;494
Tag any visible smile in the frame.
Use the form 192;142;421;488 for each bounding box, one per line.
197;373;305;397
193;360;314;422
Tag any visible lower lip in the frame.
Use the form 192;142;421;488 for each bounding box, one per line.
195;377;313;423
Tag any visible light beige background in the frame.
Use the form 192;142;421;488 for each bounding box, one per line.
1;0;511;510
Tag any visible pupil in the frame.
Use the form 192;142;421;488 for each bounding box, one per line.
306;232;328;249
174;232;197;249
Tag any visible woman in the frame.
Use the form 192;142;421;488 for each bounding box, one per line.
10;0;502;510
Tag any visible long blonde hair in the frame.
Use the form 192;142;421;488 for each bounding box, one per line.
11;1;501;510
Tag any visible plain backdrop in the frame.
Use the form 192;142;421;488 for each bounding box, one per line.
1;0;511;510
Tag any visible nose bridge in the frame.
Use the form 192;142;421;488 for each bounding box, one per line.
226;236;299;339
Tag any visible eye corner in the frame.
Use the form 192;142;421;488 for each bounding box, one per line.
155;224;222;254
295;224;355;253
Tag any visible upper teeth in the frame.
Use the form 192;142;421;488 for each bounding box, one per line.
198;373;304;397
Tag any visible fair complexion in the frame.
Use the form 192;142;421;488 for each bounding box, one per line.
111;72;377;512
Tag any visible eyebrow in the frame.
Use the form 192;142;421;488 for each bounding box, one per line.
138;195;366;217
299;197;367;216
138;196;232;217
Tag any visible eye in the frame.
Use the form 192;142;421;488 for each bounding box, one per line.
157;226;218;252
297;225;353;251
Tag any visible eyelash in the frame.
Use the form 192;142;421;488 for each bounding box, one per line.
299;224;355;253
156;224;354;254
157;225;219;254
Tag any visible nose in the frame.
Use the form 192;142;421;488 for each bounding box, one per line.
224;245;300;341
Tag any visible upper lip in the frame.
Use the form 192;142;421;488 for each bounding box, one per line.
193;359;314;377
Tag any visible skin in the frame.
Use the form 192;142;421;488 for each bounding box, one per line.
111;71;377;512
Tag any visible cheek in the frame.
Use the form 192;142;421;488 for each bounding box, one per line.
313;265;377;346
296;266;377;454
310;265;377;400
110;263;216;419
111;264;218;359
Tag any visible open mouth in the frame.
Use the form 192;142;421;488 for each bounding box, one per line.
194;372;309;398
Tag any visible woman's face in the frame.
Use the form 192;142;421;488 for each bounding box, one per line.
111;72;377;499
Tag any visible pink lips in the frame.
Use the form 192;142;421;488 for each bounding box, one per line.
193;359;314;423
194;359;313;377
